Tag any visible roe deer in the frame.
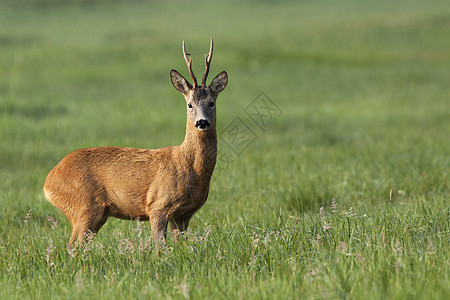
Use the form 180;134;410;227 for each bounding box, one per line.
43;38;228;249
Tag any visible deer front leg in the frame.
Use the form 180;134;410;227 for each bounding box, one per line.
149;213;168;252
169;216;191;242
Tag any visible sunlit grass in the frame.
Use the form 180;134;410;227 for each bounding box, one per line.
2;196;448;298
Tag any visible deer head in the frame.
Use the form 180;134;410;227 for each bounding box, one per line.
171;38;228;131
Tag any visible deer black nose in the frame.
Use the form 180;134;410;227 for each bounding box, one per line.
195;119;210;130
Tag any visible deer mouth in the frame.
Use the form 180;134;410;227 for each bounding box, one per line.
195;119;210;131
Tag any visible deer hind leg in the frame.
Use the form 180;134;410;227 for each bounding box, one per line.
45;185;110;250
68;206;108;248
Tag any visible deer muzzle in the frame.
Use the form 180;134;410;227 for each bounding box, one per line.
195;119;210;131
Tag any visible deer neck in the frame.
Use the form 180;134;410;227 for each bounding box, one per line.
179;120;217;180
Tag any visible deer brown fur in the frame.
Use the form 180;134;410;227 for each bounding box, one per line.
43;39;228;249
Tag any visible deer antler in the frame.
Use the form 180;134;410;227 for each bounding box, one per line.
202;38;213;88
182;41;198;88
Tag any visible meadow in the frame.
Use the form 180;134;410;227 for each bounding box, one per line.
0;0;449;298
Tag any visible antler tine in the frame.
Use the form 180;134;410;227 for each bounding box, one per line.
182;40;198;88
202;37;214;88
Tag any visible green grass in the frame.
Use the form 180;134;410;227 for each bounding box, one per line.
0;0;449;298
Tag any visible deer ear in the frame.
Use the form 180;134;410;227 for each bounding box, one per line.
209;71;228;95
171;69;192;95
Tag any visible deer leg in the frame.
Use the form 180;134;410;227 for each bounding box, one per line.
149;214;168;251
67;207;108;248
170;216;191;241
69;226;81;247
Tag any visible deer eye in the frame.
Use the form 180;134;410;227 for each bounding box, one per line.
188;103;193;109
209;102;215;108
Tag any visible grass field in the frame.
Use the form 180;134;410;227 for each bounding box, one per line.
0;0;449;298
